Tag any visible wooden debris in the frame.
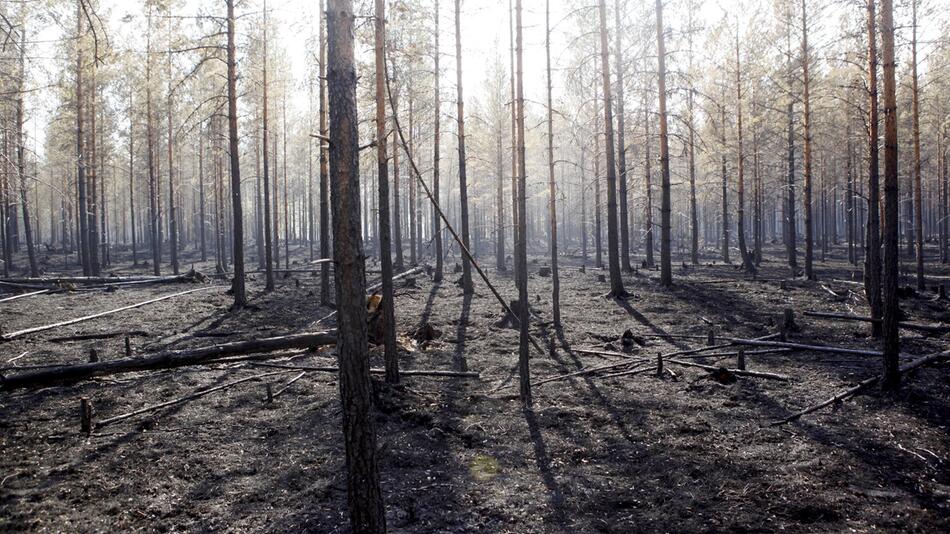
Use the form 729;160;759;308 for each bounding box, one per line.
251;362;479;378
771;350;950;425
0;331;335;390
0;286;217;342
94;371;292;429
803;311;949;334
665;358;789;381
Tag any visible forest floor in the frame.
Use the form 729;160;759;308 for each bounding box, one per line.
1;244;949;532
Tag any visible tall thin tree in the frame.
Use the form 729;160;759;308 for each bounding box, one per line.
328;0;387;530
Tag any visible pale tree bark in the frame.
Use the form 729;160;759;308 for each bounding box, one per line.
328;0;387;530
597;0;627;298
880;0;900;390
375;0;399;383
226;0;246;308
655;0;672;286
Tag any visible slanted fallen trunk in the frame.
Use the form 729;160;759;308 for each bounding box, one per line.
0;286;216;341
252;362;480;378
771;350;950;425
0;331;335;390
731;338;884;357
803;311;949;334
665;358;789;380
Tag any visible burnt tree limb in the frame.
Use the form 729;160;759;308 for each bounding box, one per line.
0;332;336;391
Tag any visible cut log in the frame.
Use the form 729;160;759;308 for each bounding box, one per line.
771;350;950;425
803;311;949;334
95;370;292;429
0;287;216;341
0;331;335;390
665;358;789;381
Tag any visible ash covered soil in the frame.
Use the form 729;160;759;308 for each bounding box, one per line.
1;246;949;532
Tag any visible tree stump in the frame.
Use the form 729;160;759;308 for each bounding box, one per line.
80;398;93;434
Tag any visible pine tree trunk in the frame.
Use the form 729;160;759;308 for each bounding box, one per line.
655;0;672;286
614;0;631;272
880;0;901;389
16;26;37;277
319;0;331;303
226;0;246;308
145;7;160;276
865;0;883;338
375;0;399;383
432;0;444;283
545;0;561;324
328;1;387;529
801;0;815;280
515;0;532;407
262;0;275;290
910;0;924;290
735;35;753;273
454;0;473;294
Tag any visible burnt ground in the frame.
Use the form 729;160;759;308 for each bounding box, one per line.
1;244;949;532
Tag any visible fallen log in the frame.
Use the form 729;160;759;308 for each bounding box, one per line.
574;348;642;359
0;289;52;303
251;362;480;378
671;348;793;360
0;286;216;341
730;338;883;358
0;331;335;390
665;358;789;381
533;358;649;387
803;311;949;334
94;370;292;429
771;350;950;425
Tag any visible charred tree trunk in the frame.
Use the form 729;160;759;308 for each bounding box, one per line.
328;0;387;529
375;0;399;383
910;0;924;291
226;0;247;308
145;8;161;276
15;26;37;277
655;0;672;286
801;0;815;280
880;0;901;390
262;0;275;291
319;0;331;303
545;0;561;324
432;0;444;283
454;0;473;294
865;0;883;338
515;0;532;406
735;34;754;274
597;0;626;298
614;0;631;272
76;0;91;276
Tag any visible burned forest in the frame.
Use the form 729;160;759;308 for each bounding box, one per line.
3;0;950;531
